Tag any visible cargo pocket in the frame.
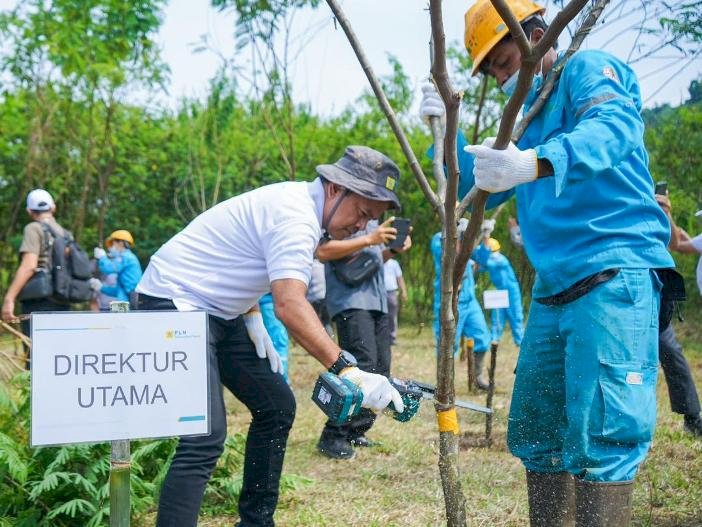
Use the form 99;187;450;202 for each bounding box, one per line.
593;360;658;443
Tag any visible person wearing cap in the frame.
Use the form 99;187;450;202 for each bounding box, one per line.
91;230;143;307
133;145;405;527
2;189;70;347
419;0;674;523
473;237;524;347
430;220;490;389
316;216;412;459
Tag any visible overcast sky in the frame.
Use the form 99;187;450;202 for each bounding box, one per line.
156;0;702;114
1;0;700;114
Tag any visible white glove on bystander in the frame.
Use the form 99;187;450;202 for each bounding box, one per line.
339;367;404;413
419;82;446;130
481;218;496;236
243;312;283;374
88;277;103;292
94;247;106;260
465;138;538;193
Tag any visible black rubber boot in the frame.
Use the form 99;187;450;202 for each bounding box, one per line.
684;413;702;437
316;435;354;460
526;470;575;526
574;479;633;527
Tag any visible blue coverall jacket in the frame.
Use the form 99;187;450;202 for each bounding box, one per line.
472;246;524;346
452;50;674;482
98;249;143;302
431;233;490;353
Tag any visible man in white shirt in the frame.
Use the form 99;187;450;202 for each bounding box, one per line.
135;146;405;527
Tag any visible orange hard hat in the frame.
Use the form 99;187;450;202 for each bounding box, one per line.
106;229;135;248
464;0;545;76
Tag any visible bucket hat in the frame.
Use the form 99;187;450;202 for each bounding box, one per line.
316;146;401;210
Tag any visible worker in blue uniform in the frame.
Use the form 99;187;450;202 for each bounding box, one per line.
420;0;674;523
431;221;491;388
473;237;524;347
259;293;290;381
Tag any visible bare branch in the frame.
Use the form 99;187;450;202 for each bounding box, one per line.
491;0;531;55
644;49;701;103
325;0;443;219
471;76;490;145
535;0;592;57
514;0;610;139
430;118;447;201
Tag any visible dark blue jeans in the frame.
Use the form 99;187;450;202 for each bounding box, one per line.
659;324;701;416
136;295;296;527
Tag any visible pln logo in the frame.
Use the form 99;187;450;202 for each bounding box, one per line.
165;329;199;340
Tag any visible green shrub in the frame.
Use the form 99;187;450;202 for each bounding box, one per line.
0;373;311;526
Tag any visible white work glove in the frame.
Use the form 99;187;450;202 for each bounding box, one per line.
243;312;283;374
94;247;106;260
339;367;404;413
88;278;103;292
465;138;538;193
419;82;446;130
481;218;496;237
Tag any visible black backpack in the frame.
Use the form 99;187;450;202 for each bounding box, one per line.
41;223;93;303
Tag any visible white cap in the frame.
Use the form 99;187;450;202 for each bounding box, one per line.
26;189;55;211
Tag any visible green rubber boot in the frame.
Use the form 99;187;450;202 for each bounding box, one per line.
526;470;575;526
574;479;633;527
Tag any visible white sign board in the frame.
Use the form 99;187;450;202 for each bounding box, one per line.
483;289;510;309
31;311;209;446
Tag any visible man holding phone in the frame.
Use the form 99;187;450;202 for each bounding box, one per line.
316;216;412;459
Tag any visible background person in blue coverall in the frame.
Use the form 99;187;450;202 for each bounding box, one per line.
420;0;675;523
473;237;524;347
259;293;290;380
431;221;491;389
91;230;143;305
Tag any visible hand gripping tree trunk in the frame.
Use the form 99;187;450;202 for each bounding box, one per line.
325;0;607;524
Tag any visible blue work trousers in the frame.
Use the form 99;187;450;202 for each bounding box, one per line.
490;295;524;347
507;268;661;482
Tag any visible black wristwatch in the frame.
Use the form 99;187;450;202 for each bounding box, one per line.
328;350;357;375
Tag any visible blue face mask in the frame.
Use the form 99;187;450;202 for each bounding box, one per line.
108;247;121;258
501;70;519;97
500;59;544;102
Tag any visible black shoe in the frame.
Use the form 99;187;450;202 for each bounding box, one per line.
350;435;376;448
684;414;702;437
317;436;354;459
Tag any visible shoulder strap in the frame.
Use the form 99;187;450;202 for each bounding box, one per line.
37;222;55;270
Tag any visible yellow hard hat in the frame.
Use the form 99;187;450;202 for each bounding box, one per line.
106;229;135;248
487;238;501;252
464;0;545;76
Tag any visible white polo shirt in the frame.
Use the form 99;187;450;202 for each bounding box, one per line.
138;179;325;319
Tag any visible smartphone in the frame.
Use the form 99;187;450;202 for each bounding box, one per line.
655;181;668;195
388;218;411;250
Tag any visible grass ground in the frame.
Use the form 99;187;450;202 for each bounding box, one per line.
197;320;702;527
2;317;700;526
